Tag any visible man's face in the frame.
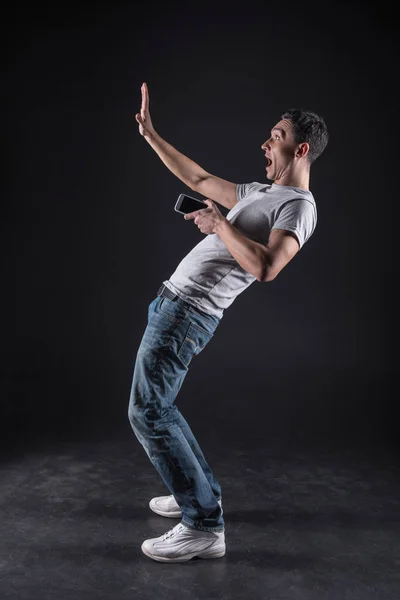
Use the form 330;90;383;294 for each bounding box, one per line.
261;119;298;181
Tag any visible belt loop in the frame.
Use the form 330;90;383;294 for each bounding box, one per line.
157;283;178;302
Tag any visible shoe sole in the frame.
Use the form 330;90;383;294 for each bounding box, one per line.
141;542;226;562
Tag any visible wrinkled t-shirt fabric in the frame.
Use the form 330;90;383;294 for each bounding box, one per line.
162;182;317;319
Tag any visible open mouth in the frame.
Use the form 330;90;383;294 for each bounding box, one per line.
266;157;272;167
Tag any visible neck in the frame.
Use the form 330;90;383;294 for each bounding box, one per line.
273;165;310;191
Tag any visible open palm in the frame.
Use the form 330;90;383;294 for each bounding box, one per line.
136;82;156;138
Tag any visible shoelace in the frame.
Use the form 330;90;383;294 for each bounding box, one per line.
161;524;185;541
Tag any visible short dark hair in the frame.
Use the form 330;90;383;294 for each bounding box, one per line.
280;108;329;165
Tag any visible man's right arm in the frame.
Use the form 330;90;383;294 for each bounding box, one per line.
144;131;238;210
136;83;238;210
144;130;207;190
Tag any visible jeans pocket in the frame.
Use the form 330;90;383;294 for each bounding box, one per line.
178;322;214;367
148;297;158;321
158;296;188;321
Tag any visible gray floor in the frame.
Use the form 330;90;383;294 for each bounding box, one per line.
1;431;399;600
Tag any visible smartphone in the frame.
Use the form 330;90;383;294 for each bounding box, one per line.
174;193;206;215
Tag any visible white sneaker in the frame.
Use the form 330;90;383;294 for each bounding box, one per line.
149;494;223;518
141;522;226;563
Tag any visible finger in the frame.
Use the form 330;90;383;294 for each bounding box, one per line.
141;82;149;115
184;210;201;220
141;92;146;119
186;210;206;220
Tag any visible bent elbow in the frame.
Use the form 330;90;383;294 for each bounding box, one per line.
265;270;277;282
259;265;277;282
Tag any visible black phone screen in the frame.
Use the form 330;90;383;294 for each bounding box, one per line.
176;194;206;214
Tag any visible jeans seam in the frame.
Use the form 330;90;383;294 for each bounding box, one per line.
187;320;215;338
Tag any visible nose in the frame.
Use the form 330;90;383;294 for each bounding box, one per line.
261;138;272;151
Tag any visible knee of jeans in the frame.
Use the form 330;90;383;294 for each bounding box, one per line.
128;401;158;429
128;401;141;426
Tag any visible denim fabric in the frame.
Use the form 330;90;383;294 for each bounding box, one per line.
128;293;224;532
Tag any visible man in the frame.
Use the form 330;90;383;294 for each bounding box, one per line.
128;82;329;563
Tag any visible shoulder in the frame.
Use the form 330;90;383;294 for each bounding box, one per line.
236;181;271;202
279;193;317;216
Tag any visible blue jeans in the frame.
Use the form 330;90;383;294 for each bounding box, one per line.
128;292;224;532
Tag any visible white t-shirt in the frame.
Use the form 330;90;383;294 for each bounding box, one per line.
163;182;317;319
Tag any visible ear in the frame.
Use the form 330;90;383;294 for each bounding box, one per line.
296;142;309;159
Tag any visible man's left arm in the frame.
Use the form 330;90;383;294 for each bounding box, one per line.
215;219;300;282
184;198;300;281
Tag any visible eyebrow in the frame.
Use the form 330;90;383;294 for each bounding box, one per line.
271;127;286;138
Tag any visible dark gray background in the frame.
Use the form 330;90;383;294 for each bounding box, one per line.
2;0;396;454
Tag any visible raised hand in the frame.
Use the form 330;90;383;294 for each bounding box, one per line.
135;82;156;139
